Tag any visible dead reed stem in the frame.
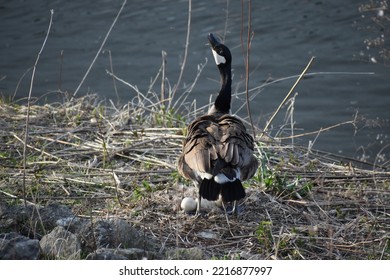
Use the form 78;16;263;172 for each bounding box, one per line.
23;9;54;208
243;0;256;140
161;50;167;107
170;0;192;105
72;0;127;98
261;56;315;138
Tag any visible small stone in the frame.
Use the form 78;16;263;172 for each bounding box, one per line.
85;249;128;260
0;232;40;260
86;248;161;260
166;247;203;260
39;203;74;231
40;226;81;259
78;218;159;255
197;231;218;239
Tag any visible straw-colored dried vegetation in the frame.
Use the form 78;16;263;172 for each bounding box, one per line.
0;92;389;260
1;0;389;260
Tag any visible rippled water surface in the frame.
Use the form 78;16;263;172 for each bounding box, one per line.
1;0;389;162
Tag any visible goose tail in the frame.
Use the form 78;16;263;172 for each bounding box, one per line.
199;178;245;202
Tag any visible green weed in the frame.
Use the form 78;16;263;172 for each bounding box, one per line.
255;221;273;251
132;180;154;201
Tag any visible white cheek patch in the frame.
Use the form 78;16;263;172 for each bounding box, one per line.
212;49;226;65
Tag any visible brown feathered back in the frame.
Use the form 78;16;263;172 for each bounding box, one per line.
178;113;258;186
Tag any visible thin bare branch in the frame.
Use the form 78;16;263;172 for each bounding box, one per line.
72;0;127;98
23;9;54;207
261;56;315;137
244;0;256;140
170;0;192;105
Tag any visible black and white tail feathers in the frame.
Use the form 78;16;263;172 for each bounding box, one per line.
199;178;245;202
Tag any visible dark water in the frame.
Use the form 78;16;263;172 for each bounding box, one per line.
1;0;389;165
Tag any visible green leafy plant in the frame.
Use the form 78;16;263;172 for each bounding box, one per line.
132;180;153;201
256;221;273;251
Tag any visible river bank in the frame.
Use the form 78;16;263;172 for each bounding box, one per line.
0;94;389;259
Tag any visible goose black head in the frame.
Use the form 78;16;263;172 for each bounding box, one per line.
208;33;232;67
208;33;232;115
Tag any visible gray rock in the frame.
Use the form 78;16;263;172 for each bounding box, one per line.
86;248;161;260
166;247;203;260
0;232;40;260
40;226;81;259
0;202;161;260
0;203;74;238
78;219;156;254
114;248;161;259
0;204;34;236
85;249;128;260
240;251;264;260
39;204;73;231
56;216;89;235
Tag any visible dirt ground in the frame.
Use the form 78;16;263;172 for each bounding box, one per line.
0;95;388;259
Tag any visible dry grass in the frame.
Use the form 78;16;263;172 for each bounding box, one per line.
0;0;388;260
0;94;389;260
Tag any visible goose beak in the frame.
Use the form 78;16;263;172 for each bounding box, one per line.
208;33;226;65
208;33;221;50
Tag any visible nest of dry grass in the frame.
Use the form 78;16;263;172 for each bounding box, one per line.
0;94;389;259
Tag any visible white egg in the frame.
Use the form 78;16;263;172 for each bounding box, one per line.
181;197;197;212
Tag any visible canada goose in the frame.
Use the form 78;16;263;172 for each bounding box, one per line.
178;33;258;214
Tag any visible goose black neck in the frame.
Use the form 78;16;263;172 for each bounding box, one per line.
214;64;232;114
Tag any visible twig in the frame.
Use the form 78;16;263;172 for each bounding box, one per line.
107;49;120;104
169;0;191;105
275;119;355;140
58;50;64;91
235;71;375;98
72;0;127;98
106;70;154;105
172;58;207;114
261;56;315;137
14;133;61;161
223;0;230;41
244;0;256;139
161;50;167;107
112;170;124;207
373;143;390;185
240;0;245;66
12;67;32;102
23;9;54;208
0;190;36;206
